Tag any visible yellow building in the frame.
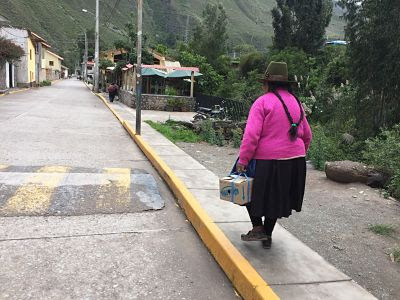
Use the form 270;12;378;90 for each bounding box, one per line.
27;37;36;84
41;49;64;81
100;49;127;63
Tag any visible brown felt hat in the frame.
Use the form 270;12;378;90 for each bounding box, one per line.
258;61;297;83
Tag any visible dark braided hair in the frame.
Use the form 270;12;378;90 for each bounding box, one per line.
269;82;304;141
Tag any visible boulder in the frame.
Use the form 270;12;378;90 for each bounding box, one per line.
325;161;375;184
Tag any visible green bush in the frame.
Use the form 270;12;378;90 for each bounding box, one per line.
165;86;178;96
215;129;225;147
363;124;400;198
166;97;184;112
200;119;217;144
232;128;243;148
307;125;344;170
40;80;52;87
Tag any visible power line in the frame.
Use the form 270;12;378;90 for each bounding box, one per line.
103;0;122;29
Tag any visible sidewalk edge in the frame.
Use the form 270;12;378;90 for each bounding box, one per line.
95;91;279;300
0;79;62;98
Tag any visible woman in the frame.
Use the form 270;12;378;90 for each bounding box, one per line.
108;82;119;102
237;61;312;249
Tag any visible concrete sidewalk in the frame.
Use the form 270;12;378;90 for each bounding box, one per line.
108;100;377;300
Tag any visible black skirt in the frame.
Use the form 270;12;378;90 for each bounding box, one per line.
248;157;306;219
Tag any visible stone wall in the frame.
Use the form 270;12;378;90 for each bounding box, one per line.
119;89;195;112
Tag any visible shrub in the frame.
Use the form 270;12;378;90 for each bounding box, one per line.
232;128;243;148
307;125;345;170
200;119;217;144
215;129;225;147
40;80;52;87
99;59;114;70
363;124;400;198
165;86;178;96
166;97;184;112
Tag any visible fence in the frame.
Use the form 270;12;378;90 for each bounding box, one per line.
195;94;249;121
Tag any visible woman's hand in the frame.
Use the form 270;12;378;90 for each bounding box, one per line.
236;163;247;174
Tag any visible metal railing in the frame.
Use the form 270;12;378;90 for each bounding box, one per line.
195;94;249;121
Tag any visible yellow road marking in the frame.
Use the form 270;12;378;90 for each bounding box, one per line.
97;168;131;210
9;88;30;95
0;166;69;214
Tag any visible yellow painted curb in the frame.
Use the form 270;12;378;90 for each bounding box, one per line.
0;80;61;99
9;88;31;95
0;88;31;98
89;84;279;299
96;93;124;123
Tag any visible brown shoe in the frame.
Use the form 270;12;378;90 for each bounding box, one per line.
262;236;272;249
241;227;268;241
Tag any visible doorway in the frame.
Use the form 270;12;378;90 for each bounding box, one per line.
8;62;13;88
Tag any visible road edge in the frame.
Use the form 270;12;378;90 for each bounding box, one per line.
93;89;279;300
0;79;62;98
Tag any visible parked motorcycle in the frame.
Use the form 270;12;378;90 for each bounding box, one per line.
193;105;225;121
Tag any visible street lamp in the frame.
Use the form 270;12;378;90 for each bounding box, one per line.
80;9;90;83
82;3;99;93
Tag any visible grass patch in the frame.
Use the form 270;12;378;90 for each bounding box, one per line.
145;120;202;143
368;224;396;236
392;248;400;262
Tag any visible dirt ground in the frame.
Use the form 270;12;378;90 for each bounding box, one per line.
177;142;400;300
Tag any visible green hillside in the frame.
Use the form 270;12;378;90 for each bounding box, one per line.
0;0;344;66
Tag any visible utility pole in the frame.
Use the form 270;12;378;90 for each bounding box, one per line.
135;0;143;135
184;15;190;44
84;30;88;82
94;0;100;93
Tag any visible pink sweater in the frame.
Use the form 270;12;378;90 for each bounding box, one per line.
239;89;312;166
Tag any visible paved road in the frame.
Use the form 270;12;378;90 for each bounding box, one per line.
0;80;237;299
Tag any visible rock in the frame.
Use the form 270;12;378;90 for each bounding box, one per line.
325;161;374;184
333;244;345;251
326;161;390;188
367;172;389;188
176;120;195;129
213;120;233;129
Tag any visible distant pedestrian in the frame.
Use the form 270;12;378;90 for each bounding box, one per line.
237;62;312;249
108;82;119;102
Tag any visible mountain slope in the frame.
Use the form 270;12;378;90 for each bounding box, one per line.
0;0;344;66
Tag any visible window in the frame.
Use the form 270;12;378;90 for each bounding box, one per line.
30;50;32;60
49;61;54;66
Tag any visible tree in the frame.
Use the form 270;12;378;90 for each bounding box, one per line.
178;50;223;95
271;0;333;54
99;59;114;70
338;0;400;137
239;51;266;78
0;37;24;64
191;3;228;66
111;16;152;65
155;44;168;56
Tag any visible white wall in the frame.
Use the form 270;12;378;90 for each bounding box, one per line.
0;27;29;85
